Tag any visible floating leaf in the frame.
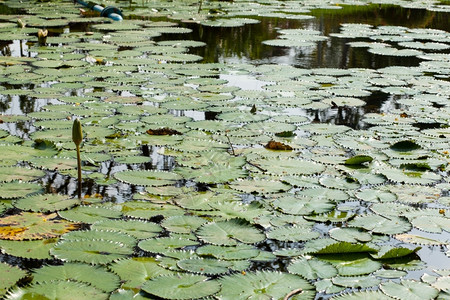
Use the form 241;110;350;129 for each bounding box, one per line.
0;182;43;199
14;194;79;213
196;244;260;260
161;216;207;234
138;237;199;254
0;238;57;260
329;228;372;243
287;257;337;280
177;257;233;275
303;238;378;254
380;280;439;300
218;271;315;299
371;245;421;260
142;274;221;299
266;226;320;241
321;255;382;276
0;167;45;183
251;158;325;176
91;219;162;240
230;179;291;194
50;239;134;265
0;262;27;297
390;140;421;151
60;229;137;248
109;257;174;290
0;212;78;240
332;275;381;289
196;219;265;246
374;269;407;279
344;155;373;165
411;216;450;233
32;263;120;293
114;170;182;186
330;291;394;300
7;280;108;300
59;205;122;224
272;195;335;215
121;200;183;219
395;233;446;245
349;214;411;235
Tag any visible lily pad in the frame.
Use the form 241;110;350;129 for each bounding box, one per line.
0;212;78;240
217;271;315;299
196;219;265;246
114;170;182;186
142;274;220;299
0;262;27;297
380;280;439;300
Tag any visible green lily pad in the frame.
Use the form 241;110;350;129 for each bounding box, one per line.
196;244;260;260
380;280;439;300
0;262;27;297
217;271;315;299
0;167;45;183
7;280;108;300
14;194;79;213
349;214;411;235
109;257;174;290
32;263;120;293
196;219;265;246
0;238;57;260
50;239;134;265
287;257;338;280
59;205;122;224
138;237;199;254
0;182;43;199
266;226;320;241
114;170;182;186
142;274;220;299
91;219;162;240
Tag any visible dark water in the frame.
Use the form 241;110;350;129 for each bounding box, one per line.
172;4;450;68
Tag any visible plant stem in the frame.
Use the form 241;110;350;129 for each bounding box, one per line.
283;288;303;300
76;144;82;199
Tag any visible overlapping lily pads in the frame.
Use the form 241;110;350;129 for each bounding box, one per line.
0;1;448;299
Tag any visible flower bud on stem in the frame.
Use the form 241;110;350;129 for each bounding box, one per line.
72;118;83;199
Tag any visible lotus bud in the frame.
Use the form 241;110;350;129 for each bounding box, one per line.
72;118;83;146
72;118;83;199
37;29;48;46
17;19;26;28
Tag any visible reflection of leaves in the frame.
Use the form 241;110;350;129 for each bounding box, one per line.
0;212;78;240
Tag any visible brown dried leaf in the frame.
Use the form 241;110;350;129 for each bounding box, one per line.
0;212;79;240
146;128;182;135
265;140;293;151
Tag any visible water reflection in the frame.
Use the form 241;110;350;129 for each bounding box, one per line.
177;4;449;69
